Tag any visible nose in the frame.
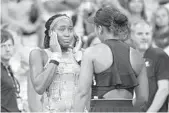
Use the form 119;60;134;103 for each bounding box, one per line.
141;34;149;40
5;45;13;53
5;46;11;52
64;29;70;37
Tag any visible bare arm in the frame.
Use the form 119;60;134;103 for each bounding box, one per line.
134;63;149;106
147;52;169;112
74;48;94;112
130;48;149;107
147;80;169;112
29;49;57;95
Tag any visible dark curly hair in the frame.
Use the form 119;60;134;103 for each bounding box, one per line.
93;6;130;40
43;14;69;48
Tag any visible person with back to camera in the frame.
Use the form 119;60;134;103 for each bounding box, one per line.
74;6;149;112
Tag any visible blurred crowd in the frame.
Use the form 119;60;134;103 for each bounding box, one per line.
1;0;169;112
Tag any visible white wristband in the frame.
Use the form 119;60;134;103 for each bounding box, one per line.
50;52;62;62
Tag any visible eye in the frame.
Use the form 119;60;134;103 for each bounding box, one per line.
156;15;160;19
58;27;66;31
162;14;167;17
137;32;142;36
68;27;73;32
1;45;5;48
8;44;13;47
146;32;150;36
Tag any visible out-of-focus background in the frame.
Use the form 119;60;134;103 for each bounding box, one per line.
1;0;169;112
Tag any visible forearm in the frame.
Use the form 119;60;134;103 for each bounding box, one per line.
147;88;169;112
86;88;91;111
74;92;88;112
33;63;57;94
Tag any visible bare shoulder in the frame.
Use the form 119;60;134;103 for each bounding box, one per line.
130;47;145;75
29;48;47;65
83;43;110;60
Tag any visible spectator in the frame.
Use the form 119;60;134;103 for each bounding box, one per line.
123;0;147;23
130;20;169;112
72;1;96;37
152;6;169;49
1;0;41;47
1;29;20;112
143;0;159;22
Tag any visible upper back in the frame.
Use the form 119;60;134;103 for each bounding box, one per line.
89;42;113;74
89;39;142;98
90;40;135;74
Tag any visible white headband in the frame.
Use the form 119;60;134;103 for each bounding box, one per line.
50;16;71;30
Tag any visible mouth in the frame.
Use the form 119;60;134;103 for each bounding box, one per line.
64;41;70;43
63;39;70;42
3;55;12;58
140;40;148;44
5;53;12;56
63;41;71;45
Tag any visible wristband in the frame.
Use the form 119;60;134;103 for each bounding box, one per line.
49;60;59;65
50;52;62;62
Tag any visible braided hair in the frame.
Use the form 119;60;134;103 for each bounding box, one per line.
43;14;69;48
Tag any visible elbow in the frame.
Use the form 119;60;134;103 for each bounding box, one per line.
34;84;45;95
35;88;44;95
142;93;149;103
135;95;148;107
136;92;149;104
140;95;148;103
31;78;46;95
77;88;88;99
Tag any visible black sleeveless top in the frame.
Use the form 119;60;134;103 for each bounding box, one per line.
92;39;139;99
